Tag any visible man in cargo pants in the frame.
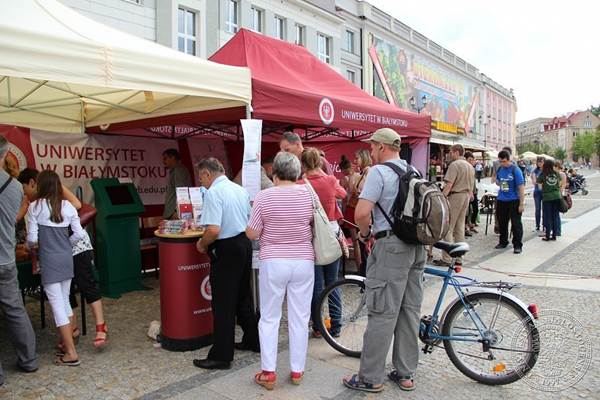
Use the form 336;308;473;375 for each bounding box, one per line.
342;128;426;393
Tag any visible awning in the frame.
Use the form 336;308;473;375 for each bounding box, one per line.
209;29;430;138
0;0;252;133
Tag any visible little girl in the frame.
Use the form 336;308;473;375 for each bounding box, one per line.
27;171;86;366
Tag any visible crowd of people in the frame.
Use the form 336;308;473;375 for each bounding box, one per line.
0;126;587;391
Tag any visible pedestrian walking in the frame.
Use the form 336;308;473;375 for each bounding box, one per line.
494;150;525;253
434;144;474;266
0;137;38;386
246;152;314;390
343;128;426;393
193;157;259;370
475;160;483;183
27;170;87;366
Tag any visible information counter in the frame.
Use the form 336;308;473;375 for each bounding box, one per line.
155;230;213;351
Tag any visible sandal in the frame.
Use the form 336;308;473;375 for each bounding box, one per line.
342;374;383;393
55;326;81;353
93;323;108;349
388;370;416;391
290;371;303;385
255;371;276;390
55;356;81;367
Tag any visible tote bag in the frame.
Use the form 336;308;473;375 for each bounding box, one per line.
305;181;342;265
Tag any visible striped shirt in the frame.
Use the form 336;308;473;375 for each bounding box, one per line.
248;185;314;261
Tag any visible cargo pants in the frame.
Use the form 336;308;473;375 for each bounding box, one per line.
358;233;426;385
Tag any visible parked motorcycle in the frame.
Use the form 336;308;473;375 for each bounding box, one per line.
568;174;588;195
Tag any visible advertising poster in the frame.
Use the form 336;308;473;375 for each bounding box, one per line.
371;36;479;133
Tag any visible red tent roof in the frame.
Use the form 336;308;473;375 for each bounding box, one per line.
209;29;430;138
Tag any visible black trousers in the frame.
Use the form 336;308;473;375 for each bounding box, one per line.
469;195;479;225
497;200;523;248
207;233;258;362
69;250;102;308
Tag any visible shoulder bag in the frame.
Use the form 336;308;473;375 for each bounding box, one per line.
304;180;342;265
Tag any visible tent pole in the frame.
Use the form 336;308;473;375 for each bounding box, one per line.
245;104;251;119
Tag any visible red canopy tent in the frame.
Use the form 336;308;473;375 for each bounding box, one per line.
92;29;431;173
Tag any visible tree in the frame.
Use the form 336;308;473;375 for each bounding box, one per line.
553;148;567;162
572;131;595;162
590;104;600;117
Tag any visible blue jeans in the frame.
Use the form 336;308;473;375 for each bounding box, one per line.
542;199;560;238
311;258;341;334
533;191;543;230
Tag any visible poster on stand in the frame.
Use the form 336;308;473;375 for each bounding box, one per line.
240;119;262;201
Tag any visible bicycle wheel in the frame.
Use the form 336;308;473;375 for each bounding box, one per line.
442;292;539;385
316;278;367;358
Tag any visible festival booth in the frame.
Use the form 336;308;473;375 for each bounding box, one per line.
0;0;253;349
99;29;431;176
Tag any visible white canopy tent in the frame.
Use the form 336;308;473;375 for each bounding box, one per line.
0;0;252;133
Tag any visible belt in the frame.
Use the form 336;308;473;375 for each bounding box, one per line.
374;230;394;240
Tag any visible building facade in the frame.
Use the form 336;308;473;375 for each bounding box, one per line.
516;117;552;147
59;0;517;151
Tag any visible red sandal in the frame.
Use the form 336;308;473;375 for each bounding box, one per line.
93;323;108;349
290;371;304;385
254;371;276;390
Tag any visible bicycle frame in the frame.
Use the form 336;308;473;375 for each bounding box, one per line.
423;264;491;343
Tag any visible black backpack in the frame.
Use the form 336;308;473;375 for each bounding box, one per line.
376;162;450;245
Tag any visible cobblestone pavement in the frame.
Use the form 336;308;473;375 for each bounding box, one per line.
0;171;598;400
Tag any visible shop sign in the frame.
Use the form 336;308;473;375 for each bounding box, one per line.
431;120;466;135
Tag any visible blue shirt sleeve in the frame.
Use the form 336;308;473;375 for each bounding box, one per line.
514;165;525;186
199;190;223;227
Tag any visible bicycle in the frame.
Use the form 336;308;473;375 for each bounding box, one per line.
316;240;540;385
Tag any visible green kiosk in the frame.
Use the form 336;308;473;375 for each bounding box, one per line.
91;178;145;298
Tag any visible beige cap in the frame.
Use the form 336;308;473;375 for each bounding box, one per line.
362;128;401;148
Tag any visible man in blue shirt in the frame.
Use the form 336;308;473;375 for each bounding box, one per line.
193;157;259;370
495;150;525;253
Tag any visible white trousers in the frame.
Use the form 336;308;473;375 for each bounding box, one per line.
258;258;314;373
44;280;73;327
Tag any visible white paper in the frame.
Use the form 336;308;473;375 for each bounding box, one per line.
240;119;262;201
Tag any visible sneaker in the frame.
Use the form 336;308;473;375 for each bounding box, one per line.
513;248;522;254
494;244;508;249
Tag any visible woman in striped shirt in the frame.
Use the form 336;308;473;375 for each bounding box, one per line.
246;152;314;390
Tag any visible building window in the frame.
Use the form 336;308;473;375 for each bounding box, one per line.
225;0;238;34
295;24;305;46
251;7;263;33
178;7;197;56
317;33;331;64
344;29;355;53
346;70;356;83
274;16;285;40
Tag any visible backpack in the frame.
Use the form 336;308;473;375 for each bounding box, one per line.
376;162;450;245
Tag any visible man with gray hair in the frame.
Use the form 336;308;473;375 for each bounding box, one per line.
343;128;425;393
279;131;334;175
0;136;38;386
193;157;259;370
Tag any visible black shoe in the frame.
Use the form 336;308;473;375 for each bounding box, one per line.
431;259;451;267
192;358;231;370
234;342;260;353
494;244;508;249
17;364;38;373
464;230;473;237
513;248;522;254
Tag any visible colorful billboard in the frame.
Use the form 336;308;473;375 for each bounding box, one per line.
371;36;479;134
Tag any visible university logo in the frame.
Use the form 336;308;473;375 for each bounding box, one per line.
319;98;334;126
200;275;212;301
6;142;27;172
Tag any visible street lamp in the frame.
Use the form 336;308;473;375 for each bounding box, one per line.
409;94;428;113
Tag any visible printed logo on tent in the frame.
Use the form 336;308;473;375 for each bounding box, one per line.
319;98;335;125
6;142;28;173
200;275;212;301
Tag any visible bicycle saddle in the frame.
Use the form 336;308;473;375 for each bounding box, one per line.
433;241;470;257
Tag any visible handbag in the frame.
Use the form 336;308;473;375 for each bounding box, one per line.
305;181;342;265
565;192;573;210
558;196;569;213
